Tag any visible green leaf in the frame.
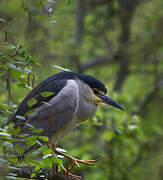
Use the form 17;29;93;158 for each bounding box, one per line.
33;128;44;133
0;128;7;132
24;109;35;116
17;133;29;137
51;156;63;164
15;115;26;121
8;157;18;164
48;8;53;14
26;136;36;141
43;148;51;156
14;144;25;154
42;157;53;168
34;165;40;172
24;68;32;73
5;176;16;179
56;155;64;159
31;173;36;178
56;147;67;153
42;154;52;159
11;69;21;80
39;136;49;142
30;159;41;166
35;139;42;146
27;98;37;107
128;125;137;130
40;91;54;97
50;20;56;24
8;166;20;170
8;63;17;69
8;127;21;135
0;158;7;162
102;131;114;142
0;132;11;137
25;123;34;128
25;136;37;146
3;142;13;149
0;18;6;22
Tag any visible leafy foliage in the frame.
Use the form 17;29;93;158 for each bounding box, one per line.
0;0;163;179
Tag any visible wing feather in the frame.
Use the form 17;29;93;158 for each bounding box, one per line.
27;80;79;138
14;77;67;127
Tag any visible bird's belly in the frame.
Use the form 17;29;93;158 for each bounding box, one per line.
49;119;77;145
49;103;98;145
75;102;98;123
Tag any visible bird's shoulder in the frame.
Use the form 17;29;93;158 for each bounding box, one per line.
14;75;68;123
15;78;79;136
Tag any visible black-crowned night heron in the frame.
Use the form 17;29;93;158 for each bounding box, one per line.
14;71;123;177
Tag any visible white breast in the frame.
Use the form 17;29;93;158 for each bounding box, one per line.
75;79;98;123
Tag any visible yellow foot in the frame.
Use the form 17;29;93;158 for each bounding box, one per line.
54;148;96;170
61;164;82;179
47;143;95;179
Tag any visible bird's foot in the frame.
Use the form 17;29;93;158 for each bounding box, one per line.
47;143;95;179
61;164;82;179
54;149;96;170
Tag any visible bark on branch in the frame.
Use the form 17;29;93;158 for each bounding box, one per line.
6;166;82;180
138;78;163;114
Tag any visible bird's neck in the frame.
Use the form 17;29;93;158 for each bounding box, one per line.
75;79;98;123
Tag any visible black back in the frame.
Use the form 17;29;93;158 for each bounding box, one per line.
14;71;107;126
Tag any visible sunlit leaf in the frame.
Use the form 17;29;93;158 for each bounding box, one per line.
0;128;7;132
27;98;37;107
42;157;52;168
50;20;56;24
43;148;51;156
31;173;36;178
14;144;25;154
102;131;114;142
39;136;49;142
5;176;16;179
35;139;42;146
8;63;17;69
48;8;53;14
51;156;63;164
3;142;13;149
15;115;26;121
34;165;40;172
0;158;7;162
56;147;67;153
40;91;54;97
8;157;18;164
24;109;35;116
25;123;34;129
0;132;11;137
42;153;52;159
0;17;6;22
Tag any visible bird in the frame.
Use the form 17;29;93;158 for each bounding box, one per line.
14;71;123;177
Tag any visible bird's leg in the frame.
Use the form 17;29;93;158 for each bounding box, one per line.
47;143;58;174
54;148;96;171
47;143;82;179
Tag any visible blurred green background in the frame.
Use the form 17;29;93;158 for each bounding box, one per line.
0;0;163;179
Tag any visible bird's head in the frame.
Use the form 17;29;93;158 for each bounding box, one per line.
75;73;124;110
52;71;123;110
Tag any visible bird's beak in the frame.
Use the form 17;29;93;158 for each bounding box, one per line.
98;94;124;110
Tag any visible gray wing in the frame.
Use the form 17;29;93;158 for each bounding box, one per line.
28;79;79;138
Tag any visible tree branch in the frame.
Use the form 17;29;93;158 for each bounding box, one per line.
75;0;85;46
113;0;139;92
7;166;82;180
79;56;114;72
138;78;163;114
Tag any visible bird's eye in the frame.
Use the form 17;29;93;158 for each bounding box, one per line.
93;89;99;95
